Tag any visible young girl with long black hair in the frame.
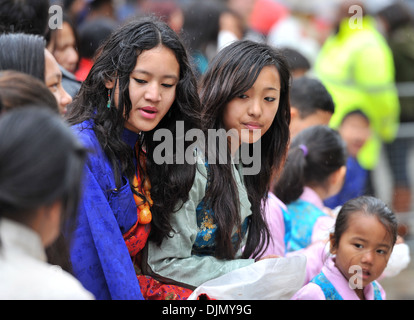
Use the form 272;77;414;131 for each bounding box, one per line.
66;17;201;300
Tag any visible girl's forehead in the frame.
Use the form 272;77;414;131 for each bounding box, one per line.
132;46;180;76
346;212;378;231
344;212;393;245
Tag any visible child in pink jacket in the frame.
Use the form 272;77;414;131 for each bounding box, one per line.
292;196;397;300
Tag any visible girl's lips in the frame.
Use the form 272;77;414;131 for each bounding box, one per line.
243;122;263;130
362;269;371;280
139;106;158;119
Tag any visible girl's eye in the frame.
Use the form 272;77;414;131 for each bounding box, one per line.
134;78;147;84
376;249;388;255
48;84;59;92
265;97;276;102
238;94;248;99
354;243;363;249
162;83;174;88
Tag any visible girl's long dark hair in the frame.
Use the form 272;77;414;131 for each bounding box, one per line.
0;33;45;81
274;125;347;204
199;40;291;260
0;70;59;113
66;17;201;244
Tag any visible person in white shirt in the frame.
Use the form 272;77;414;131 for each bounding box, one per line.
0;107;94;300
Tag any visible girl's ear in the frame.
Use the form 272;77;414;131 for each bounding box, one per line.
290;106;299;120
329;233;337;255
104;79;115;89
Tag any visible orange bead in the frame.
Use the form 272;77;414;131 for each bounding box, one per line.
133;194;143;205
138;207;152;224
144;179;151;190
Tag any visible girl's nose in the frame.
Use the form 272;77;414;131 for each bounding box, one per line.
68;47;78;64
247;99;263;118
67;47;79;72
59;87;72;112
361;249;374;264
144;83;161;102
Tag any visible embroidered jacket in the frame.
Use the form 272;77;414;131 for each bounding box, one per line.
142;153;255;289
286;187;334;252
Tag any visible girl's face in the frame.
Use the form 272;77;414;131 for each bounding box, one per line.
108;45;180;133
222;65;281;153
47;21;79;73
339;113;371;158
44;49;73;115
331;212;393;289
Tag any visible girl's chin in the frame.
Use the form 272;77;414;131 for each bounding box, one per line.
125;118;161;133
241;132;262;145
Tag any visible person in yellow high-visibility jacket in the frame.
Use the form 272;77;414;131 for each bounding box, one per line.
314;1;400;171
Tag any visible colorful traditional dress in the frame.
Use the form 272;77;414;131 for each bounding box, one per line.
70;120;191;300
142;153;255;289
291;256;386;300
263;192;329;284
286;187;334;252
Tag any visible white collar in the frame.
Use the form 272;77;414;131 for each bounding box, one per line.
0;218;47;262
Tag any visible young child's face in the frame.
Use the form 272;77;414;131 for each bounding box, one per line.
338;113;371;158
222;65;280;152
332;212;393;289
